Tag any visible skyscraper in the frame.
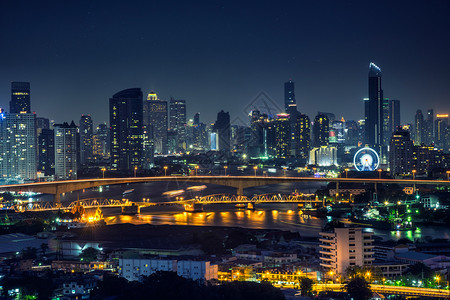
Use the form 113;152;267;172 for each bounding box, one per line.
414;109;424;145
388;99;401;135
313;113;329;147
284;80;296;113
93;123;110;160
79;115;94;165
389;128;413;175
423;109;434;145
435;114;448;151
143;91;168;154
0;112;37;180
213;110;231;153
365;63;384;149
10;82;31;113
169;98;187;152
38;128;55;176
293;114;311;160
274;114;291;159
109;88;143;171
54;121;78;180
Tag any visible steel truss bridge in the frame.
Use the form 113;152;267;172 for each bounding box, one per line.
11;193;321;212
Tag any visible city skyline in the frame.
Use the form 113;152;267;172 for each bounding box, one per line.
1;1;450;125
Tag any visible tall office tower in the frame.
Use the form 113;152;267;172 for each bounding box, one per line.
313;113;329;147
389;128;413;175
414;110;424;145
381;98;390;145
345;120;359;146
109;88;143;171
213;110;231;153
10;82;31;113
142;124;154;169
412;145;443;174
169;98;187;151
274;114;291;159
284;80;296;113
79;115;93;165
435;114;449;151
143;91;168;154
230;125;247;152
423;109;434;145
93;123;110;159
36;117;50;132
0;112;37;180
54;121;78;180
330;119;345;144
194;112;200;126
319;227;374;274
388;99;401;135
38;129;55;176
293;114;310;160
365;63;384;149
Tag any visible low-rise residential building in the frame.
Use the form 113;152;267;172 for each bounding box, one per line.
394;251;450;269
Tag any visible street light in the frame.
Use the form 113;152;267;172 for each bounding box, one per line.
253;166;257;177
134;166;137;177
345;168;349;178
224;165;228;176
446;170;450;181
101;168;106;179
164;166;168;176
378;168;382;179
195;165;199;176
412;169;416;180
283;167;287;177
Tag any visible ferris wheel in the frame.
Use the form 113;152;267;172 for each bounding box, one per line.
353;147;380;171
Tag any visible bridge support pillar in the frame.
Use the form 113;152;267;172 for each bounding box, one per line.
54;194;61;205
237;182;244;197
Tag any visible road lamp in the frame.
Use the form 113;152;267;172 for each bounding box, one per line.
195;165;199;176
435;275;441;289
378;168;382;179
164;166;168;176
345;168;349;178
253;166;257;177
283;167;287;177
101;168;106;179
446;170;450;181
224;165;228;176
412;170;417;192
134;166;137;177
366;271;371;283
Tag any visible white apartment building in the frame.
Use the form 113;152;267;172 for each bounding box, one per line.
320;227;374;274
119;258;218;282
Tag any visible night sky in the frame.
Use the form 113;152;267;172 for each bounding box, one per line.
1;0;450;126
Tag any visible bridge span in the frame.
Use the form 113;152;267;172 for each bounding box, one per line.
1;176;449;203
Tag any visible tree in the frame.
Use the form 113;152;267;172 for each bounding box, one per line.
345;276;372;300
79;247;99;262
21;247;37;260
406;262;433;279
299;277;313;296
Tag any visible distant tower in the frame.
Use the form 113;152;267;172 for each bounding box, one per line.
213;110;231;152
389;128;413;175
169;98;187;152
79;115;94;165
144;91;168;154
313;113;329;147
388;99;401;135
10;82;31;113
0;112;37;179
435;114;449;150
423;109;434;145
109;88;143;171
414;110;424;145
284;80;297;113
365;63;384;149
54;121;78;180
293;114;311;160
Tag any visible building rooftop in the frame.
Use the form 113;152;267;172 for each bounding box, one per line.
395;251;436;261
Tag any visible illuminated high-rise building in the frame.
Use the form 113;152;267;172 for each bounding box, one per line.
414;109;424;145
169;98;187;152
313;113;329;147
109;88;143;171
423;109;434;145
293;114;310;160
388;99;401;135
143;91;168;154
10;82;31;113
365;63;384;149
93;123;110;160
0;112;37;180
38;128;54;176
284;80;297;113
389;128;413;175
274;114;291;158
54;121;78;180
79;115;93;165
213;110;231;153
435;114;448;150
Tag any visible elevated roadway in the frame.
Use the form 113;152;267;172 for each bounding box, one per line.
1;176;449;203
